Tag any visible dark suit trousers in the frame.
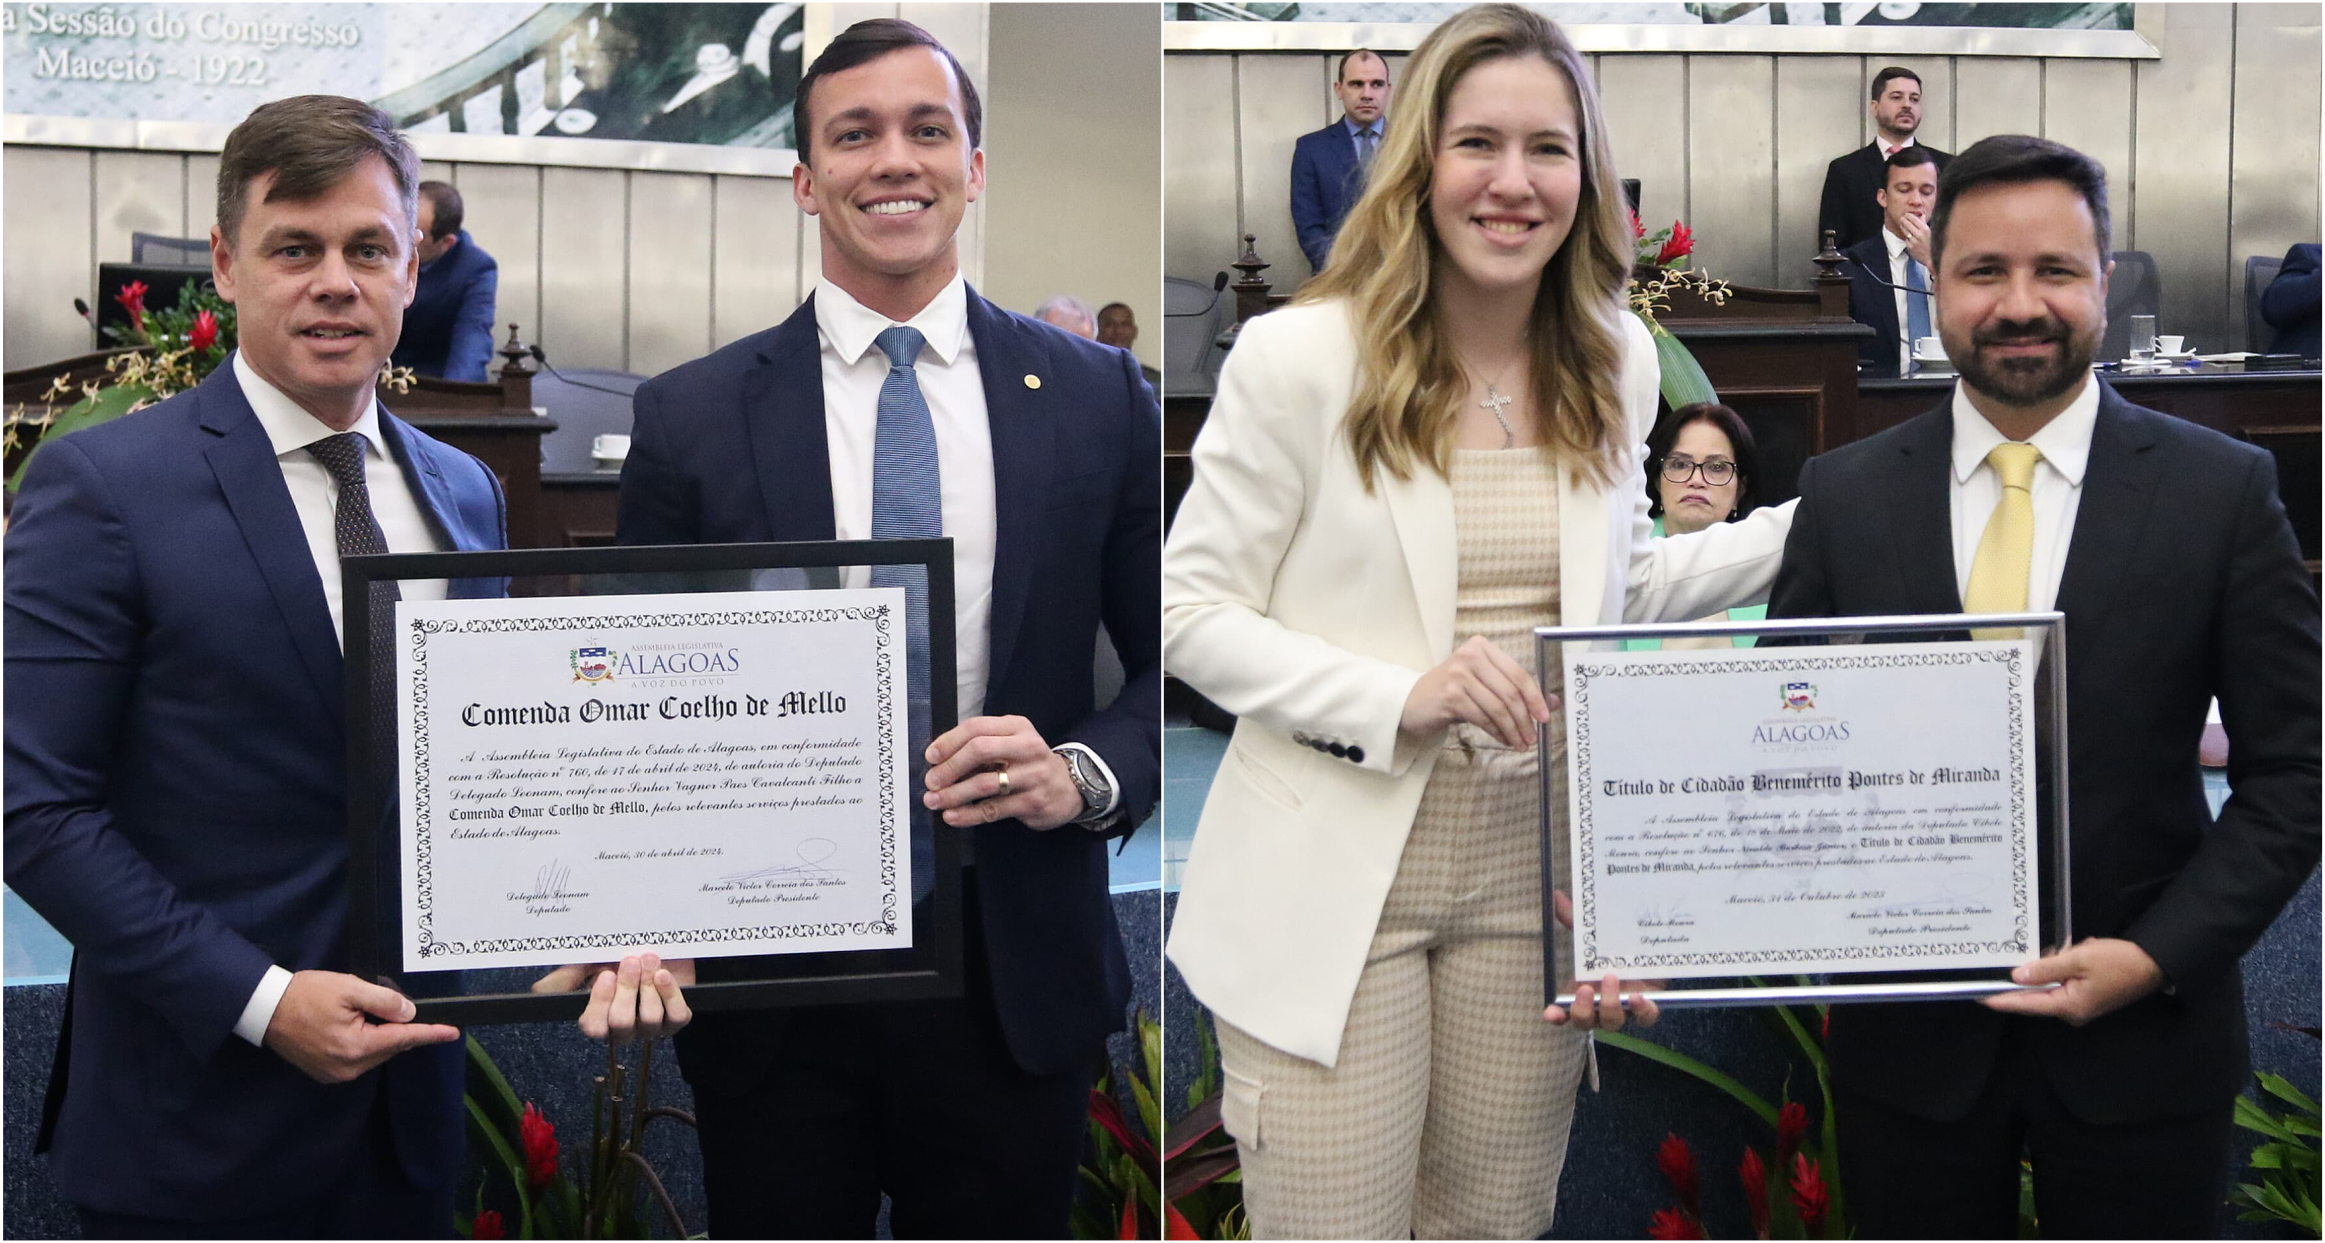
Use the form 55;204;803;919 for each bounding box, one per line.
76;1097;454;1239
692;886;1102;1240
1836;1019;2235;1239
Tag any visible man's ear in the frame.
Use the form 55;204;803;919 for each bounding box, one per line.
793;160;820;217
964;147;986;206
209;224;237;303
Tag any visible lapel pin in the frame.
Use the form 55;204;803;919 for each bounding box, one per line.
1023;374;1041;390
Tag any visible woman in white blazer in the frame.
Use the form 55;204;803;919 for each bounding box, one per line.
1162;7;1795;1238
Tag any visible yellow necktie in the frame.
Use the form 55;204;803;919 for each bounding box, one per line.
1964;442;2042;640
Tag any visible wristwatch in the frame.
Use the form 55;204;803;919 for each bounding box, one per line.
1052;743;1120;830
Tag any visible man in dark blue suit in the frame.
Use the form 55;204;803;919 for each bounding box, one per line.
391;180;498;381
5;96;507;1238
1773;135;2319;1238
1290;49;1391;274
2262;241;2320;358
615;19;1160;1239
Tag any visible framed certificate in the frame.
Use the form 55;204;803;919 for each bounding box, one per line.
341;540;964;1025
1536;612;2071;1010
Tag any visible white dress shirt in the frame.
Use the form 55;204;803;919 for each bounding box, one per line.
1948;377;2100;615
229;350;447;1047
1880;135;1917;159
1884;227;1927;376
814;275;997;722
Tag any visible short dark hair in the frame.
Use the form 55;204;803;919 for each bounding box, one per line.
1337;49;1389;83
417;180;463;239
1098;302;1133;317
1929;134;2111;271
1645;402;1760;521
796;18;981;161
217;95;418;249
1885;145;1940;174
1870;66;1921;100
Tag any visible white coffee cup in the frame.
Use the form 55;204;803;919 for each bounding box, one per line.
2156;335;2186;355
1912;335;1945;360
591;433;631;462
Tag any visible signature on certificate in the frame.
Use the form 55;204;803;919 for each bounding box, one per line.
720;837;844;884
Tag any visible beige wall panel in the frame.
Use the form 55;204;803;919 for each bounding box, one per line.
538;166;629;371
418;160;455;188
2042;59;2133;251
1856;58;1951;152
2132;23;2235;350
2165;1;2235;28
1687;56;1777;289
186;153;222;238
626;172;714;378
452;162;542;352
1951;58;2040;150
985;3;1160;363
5;147;94;366
94;151;186;265
899;1;987;287
1774;56;1864;282
1238;54;1332;281
1165;54;1239;284
1597;56;1688;239
713;175;800;348
800;212;823;301
2229;4;2323;343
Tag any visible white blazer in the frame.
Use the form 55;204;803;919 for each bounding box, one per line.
1163;300;1794;1068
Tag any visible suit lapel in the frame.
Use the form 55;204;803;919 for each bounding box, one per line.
197;367;346;725
377;412;462;551
1884;406;1965;614
1382;461;1455;660
969;288;1055;697
2055;387;2161;680
746;297;838;543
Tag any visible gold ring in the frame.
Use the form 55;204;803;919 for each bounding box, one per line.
995;767;1011;796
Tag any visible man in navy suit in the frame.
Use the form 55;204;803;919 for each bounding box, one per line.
5;96;508;1237
391;180;498;381
1841;145;1942;378
615;19;1160;1238
1290;49;1391;274
1773;135;2319;1238
1818;66;1951;253
2262;241;2320;358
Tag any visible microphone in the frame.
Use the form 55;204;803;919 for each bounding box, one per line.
1842;253;1930;360
527;345;641;398
73;297;92;321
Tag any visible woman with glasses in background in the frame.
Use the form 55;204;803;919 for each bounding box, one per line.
1622;402;1771;652
1161;6;1795;1237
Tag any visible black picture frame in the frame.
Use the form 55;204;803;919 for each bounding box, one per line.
342;539;961;1025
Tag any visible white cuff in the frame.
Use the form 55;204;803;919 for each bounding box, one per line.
1053;741;1122;824
234;964;294;1047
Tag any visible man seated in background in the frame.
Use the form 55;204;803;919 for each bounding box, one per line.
390;180;498;381
1819;66;1950;253
2262;242;2319;358
1841;146;1941;378
1097;301;1161;391
1034;293;1097;338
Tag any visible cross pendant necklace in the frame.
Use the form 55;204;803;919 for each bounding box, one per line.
1479;384;1516;449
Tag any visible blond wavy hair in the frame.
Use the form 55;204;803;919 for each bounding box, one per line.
1302;4;1633;491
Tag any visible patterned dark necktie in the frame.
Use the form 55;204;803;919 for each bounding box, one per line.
306;433;402;796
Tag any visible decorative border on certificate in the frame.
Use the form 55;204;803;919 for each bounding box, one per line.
405;605;902;960
1568;645;2031;975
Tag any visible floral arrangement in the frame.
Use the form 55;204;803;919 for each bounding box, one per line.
1073;1009;1248;1240
2228;1025;2322;1234
1625;210;1730;412
458;1036;695;1240
3;278;414;492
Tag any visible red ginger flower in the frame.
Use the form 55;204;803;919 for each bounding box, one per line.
1628;207;1647;240
1820;1008;1830;1043
114;280;148;334
471;1209;505;1240
1775;1100;1808;1161
188;308;218;353
519;1101;559;1190
1790;1152;1830;1235
1656;1131;1700;1211
1655;220;1695;266
1649;1207;1705;1240
1739;1147;1770;1239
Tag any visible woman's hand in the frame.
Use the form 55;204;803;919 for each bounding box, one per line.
1544;891;1662;1030
1399;635;1555;749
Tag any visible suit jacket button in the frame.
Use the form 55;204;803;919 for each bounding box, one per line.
1347;745;1365;764
1328;742;1347;758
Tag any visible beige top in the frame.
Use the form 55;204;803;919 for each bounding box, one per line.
1449;447;1566;764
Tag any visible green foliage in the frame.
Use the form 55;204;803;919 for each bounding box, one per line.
1647;319;1722;410
458;1036;693;1239
2229;1071;2322;1234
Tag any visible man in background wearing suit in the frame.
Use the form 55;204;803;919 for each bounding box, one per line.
5;96;507;1238
616;18;1161;1238
391;180;498;382
1841;145;1941;378
1771;134;2319;1238
1290;49;1391;274
2262;241;2320;358
1818;66;1951;253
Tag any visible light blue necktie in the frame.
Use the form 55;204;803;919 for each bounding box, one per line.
866;325;940;904
1905;257;1932;346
